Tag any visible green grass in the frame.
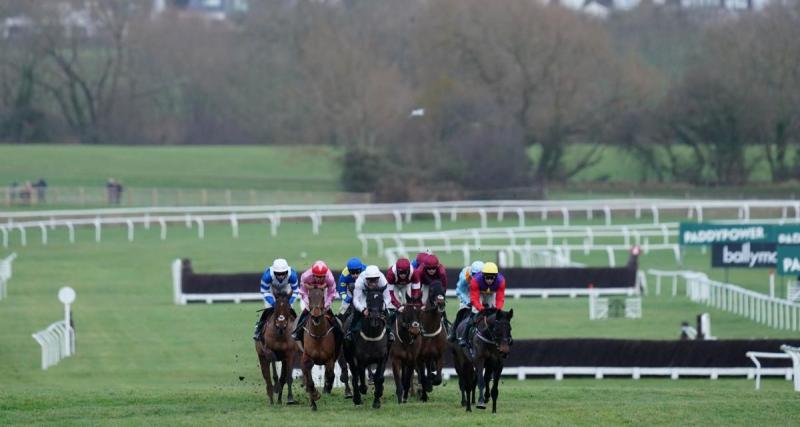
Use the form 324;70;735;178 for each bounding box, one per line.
0;144;342;191
2;215;800;424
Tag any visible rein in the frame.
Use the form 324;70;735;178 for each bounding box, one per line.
394;316;417;345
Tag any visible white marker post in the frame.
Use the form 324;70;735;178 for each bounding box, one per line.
58;286;76;357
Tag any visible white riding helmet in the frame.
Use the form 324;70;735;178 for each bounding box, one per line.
470;261;485;276
364;265;382;279
271;258;290;273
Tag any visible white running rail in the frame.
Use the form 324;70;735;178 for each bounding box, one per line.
0;252;17;300
31;320;75;370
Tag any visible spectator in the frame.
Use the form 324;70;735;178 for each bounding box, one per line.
9;182;18;202
32;178;47;203
114;180;124;205
19;181;33;205
106;178;117;205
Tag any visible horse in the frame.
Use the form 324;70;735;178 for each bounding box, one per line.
255;292;298;405
389;303;422;404
417;280;448;400
299;286;340;411
459;308;513;413
343;287;390;408
335;307;353;399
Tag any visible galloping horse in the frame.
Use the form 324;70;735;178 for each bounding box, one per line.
458;308;513;413
389;304;422;404
418;280;448;400
344;287;390;408
299;286;340;411
255;292;298;405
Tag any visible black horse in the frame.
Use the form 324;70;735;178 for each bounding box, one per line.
390;304;422;404
454;308;513;413
343;288;390;408
418;280;448;399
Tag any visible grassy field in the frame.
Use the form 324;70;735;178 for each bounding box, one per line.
2;216;800;425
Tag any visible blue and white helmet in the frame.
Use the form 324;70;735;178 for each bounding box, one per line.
470;261;485;276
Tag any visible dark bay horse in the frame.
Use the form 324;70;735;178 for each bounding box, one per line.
299;286;340;411
255;292;298;405
462;308;513;413
389;304;422;404
344;288;390;408
418;281;448;400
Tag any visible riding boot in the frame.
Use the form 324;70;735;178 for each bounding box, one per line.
448;308;467;342
291;310;309;341
252;307;273;342
385;310;395;343
458;315;475;349
346;312;362;342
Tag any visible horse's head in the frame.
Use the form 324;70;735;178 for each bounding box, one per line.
398;304;421;337
489;309;514;355
273;293;293;330
365;287;386;322
427;280;446;313
307;285;325;318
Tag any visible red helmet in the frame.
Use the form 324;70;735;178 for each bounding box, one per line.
396;258;411;272
311;260;329;276
426;255;440;269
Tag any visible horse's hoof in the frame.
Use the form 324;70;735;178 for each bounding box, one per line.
286;398;297;405
372;399;381;409
477;403;486;410
311;403;317;412
344;391;353;399
311;391;321;401
359;386;367;395
492;409;497;414
466;408;472;413
353;397;363;406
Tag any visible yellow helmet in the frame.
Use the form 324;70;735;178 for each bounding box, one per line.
482;262;498;275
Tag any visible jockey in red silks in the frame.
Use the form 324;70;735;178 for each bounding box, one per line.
386;257;421;310
411;254;451;329
458;262;506;348
291;260;339;342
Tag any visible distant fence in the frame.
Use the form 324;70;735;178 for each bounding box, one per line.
0;252;17;300
171;258;640;305
645;270;800;331
3;198;799;248
1;186;370;208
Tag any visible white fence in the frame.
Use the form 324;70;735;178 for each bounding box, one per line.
3;198;800;248
383;242;679;268
358;222;679;257
441;366;795;381
0;252;17;300
646;270;800;331
31;320;75;370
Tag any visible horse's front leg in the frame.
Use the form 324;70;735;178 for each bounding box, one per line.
350;361;363;406
256;346;275;405
339;355;352;399
284;351;297;405
323;359;335;394
491;363;502;414
301;354;320;411
392;355;403;404
474;355;487;410
416;359;428;402
433;354;444;386
372;357;387;409
402;362;413;403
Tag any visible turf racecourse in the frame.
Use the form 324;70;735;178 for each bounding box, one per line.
2;218;800;425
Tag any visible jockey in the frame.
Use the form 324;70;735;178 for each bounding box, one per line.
411;254;451;328
337;257;365;316
447;260;483;342
411;254;449;305
458;262;506;349
252;258;299;342
411;251;432;270
386;257;421;310
291;261;339;342
345;265;394;343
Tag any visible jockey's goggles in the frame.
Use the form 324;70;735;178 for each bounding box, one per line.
313;274;326;281
484;274;497;281
349;269;361;276
274;271;288;278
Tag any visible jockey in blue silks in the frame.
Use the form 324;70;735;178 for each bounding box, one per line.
448;260;483;342
337;257;366;315
252;258;299;342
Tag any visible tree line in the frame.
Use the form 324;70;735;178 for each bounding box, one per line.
1;1;799;198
